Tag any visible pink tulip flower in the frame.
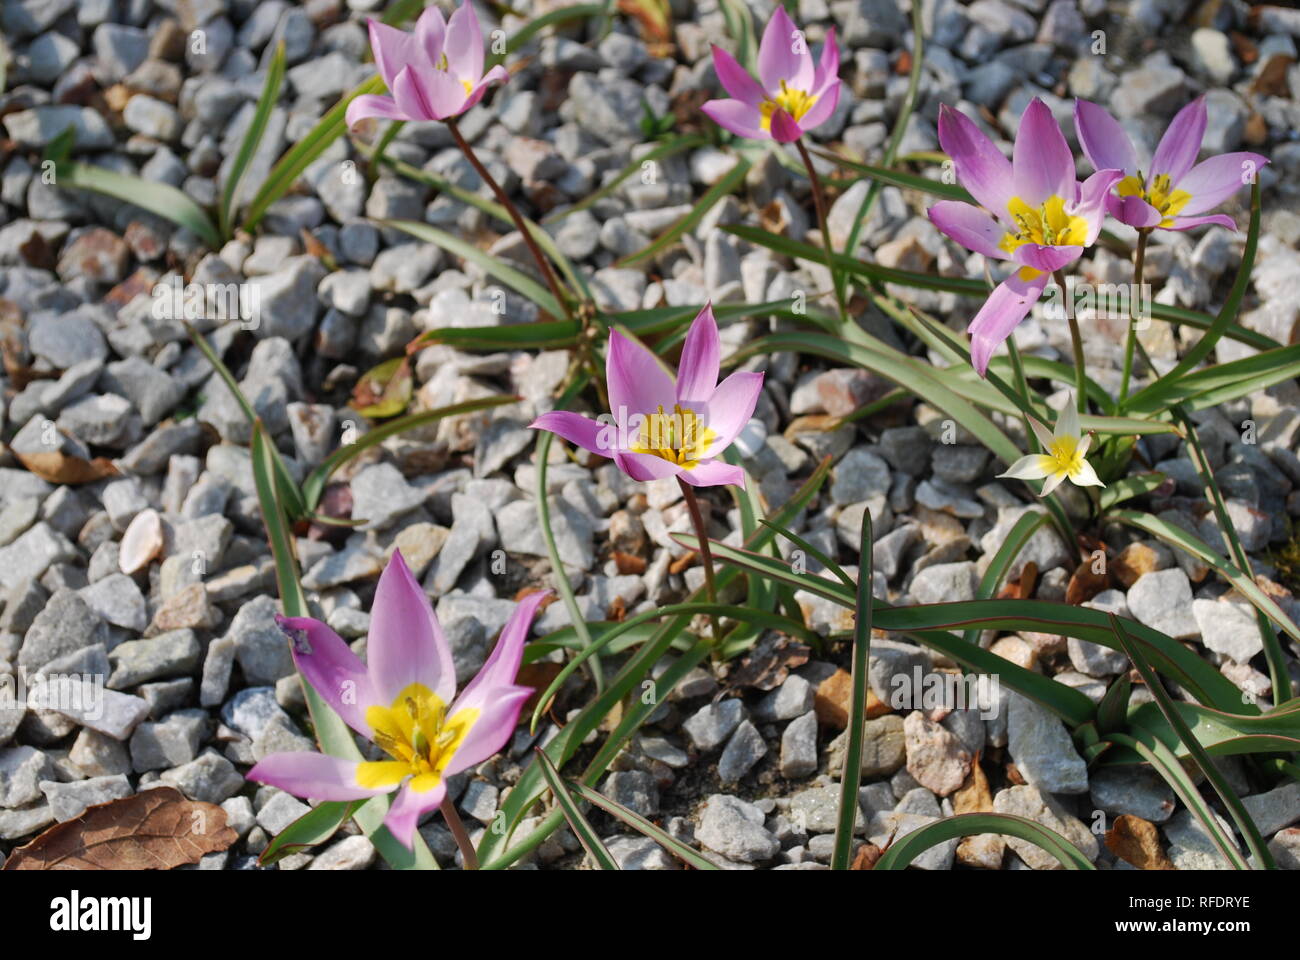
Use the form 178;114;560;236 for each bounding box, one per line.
701;6;840;143
247;551;549;850
927;98;1122;376
530;304;763;488
1074;96;1268;232
345;2;509;128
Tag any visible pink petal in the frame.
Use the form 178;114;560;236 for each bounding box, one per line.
938;104;1014;222
345;93;409;128
967;270;1049;376
442;686;533;778
1013;98;1074;206
1012;243;1082;273
678;458;747;488
1074;168;1124;243
614;451;683;482
702;370;764;456
769;107;803;143
758;5;813;92
530;411;614;458
606;329;676;423
368;19;420;90
701;98;767;140
797;80;840;132
813;26;840;89
445;0;485;84
453;589;550;711
391;64;437;122
1073;100;1137;176
1107;192;1162;229
676;304;720;404
461;64;509;112
247;752;397;802
928;200;1007;259
1150;96;1206;186
1175;153;1268;215
384;779;447;851
711;45;765;106
277;614;379;739
368;549;456;705
414;5;447;65
1163;213;1239;231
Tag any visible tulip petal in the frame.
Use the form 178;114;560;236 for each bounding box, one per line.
1040;470;1068;497
462;64;509;111
277;615;379;739
1174;153;1267;215
345;93;409;128
1074;168;1124;243
1150;96;1206;186
928;200;1008;259
796;79;840;132
247;752;398;802
1107;192;1163;229
814;27;840;90
368;550;456;705
606;330;676;422
711;45;765;106
701;98;767;140
384;779;447;851
1013;98;1074;207
453;589;550;712
678;458;747;488
758;5;813;92
442;686;533;778
1055;399;1080;442
445;0;485;85
937;104;1014;222
368;19;421;90
391;65;436;122
967;269;1049;376
769;107;803;143
999;454;1053;481
702;370;764;456
1163;213;1239;231
530;411;614;457
614;451;683;482
1012;243;1082;273
676;304;720;404
414;5;447;65
1070;459;1104;488
1029;417;1056;452
1073;100;1137;176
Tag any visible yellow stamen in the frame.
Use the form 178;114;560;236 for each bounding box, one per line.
998;194;1089;256
759;80;818;132
629;403;718;470
1116;172;1191;227
359;683;478;793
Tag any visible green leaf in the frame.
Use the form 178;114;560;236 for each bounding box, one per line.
45;131;221;249
382;219;565;319
221;41;285;241
568;779;719;870
832;509;873;870
1096;673;1131;735
1128;344;1300;415
1104;699;1300;762
1098;473;1166;511
352;356;413;419
873;813;1096;870
534;750;620;870
1108;614;1273;869
717;0;757;72
616;155;751;267
259;799;363;866
962;511;1044;646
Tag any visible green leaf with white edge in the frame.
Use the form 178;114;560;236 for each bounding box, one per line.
832;510;873;871
962;511;1044;646
383;219;564;319
45;129;221;250
1113;508;1300;645
301;396;518;510
1130;344;1300;415
616;154;751;267
759;518;855;591
535;750;619;870
221;41;285;240
569;779;719;870
874;813;1096;871
1102;699;1300;763
1108;614;1273;869
259;799;363;866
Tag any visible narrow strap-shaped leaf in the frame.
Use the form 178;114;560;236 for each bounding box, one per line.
832;510;873;870
221;41;285;240
569;779;719;870
259;799;363;866
873;813;1096;870
535;750;620;870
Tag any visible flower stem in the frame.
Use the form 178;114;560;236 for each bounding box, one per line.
1119;229;1150;406
440;795;479;870
677;477;723;646
1054;269;1086;414
446;119;570;321
795;137;847;321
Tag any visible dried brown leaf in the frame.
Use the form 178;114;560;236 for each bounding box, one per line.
1105;814;1176;871
3;787;237;870
952;753;994;815
727;634;811;693
14;449;119;485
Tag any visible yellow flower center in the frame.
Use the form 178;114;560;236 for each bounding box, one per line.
629;403;717;469
1116;172;1191;227
1038;435;1088;480
999;194;1089;255
760;81;817;131
357;683;478;793
434;52;475;96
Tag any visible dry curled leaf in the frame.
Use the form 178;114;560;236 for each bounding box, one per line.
14;449;119;485
1105;814;1175;871
3;787;237;870
952;753;994;815
851;842;883;870
1066;557;1110;606
726;634;811;693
